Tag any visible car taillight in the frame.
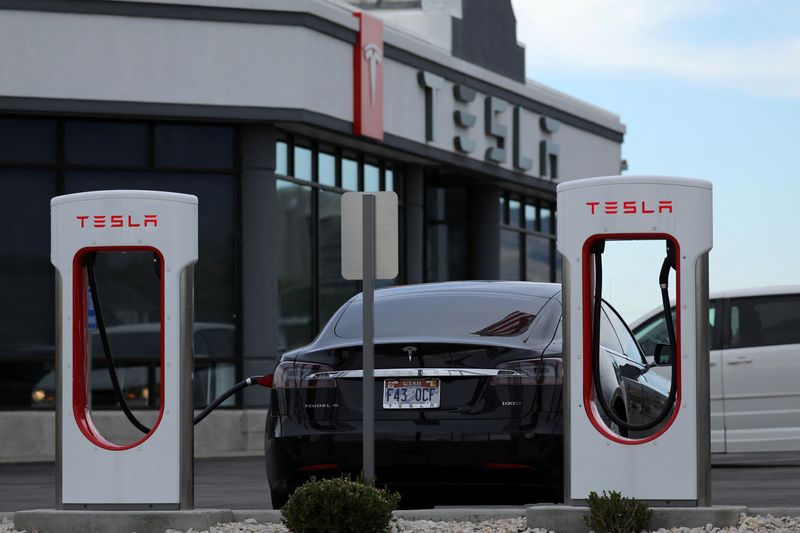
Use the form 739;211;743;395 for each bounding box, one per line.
490;357;563;385
273;361;337;389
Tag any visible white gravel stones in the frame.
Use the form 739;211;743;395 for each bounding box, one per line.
0;518;14;533
2;513;800;532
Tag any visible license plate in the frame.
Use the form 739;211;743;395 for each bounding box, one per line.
383;378;440;409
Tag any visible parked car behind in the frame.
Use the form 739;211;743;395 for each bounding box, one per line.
266;281;671;508
631;286;800;454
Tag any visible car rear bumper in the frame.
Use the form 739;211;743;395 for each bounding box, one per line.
266;417;563;503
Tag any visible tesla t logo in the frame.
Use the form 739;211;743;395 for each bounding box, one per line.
353;12;383;140
76;214;158;228
364;43;382;109
586;200;673;215
402;346;417;363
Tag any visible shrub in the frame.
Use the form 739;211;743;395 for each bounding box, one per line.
582;490;652;533
280;475;401;533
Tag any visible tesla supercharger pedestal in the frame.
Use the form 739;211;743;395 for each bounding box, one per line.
51;190;197;509
557;176;712;506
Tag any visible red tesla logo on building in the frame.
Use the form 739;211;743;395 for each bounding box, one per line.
586;200;673;215
76;214;158;228
353;12;384;140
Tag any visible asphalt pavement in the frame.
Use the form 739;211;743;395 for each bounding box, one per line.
1;454;799;512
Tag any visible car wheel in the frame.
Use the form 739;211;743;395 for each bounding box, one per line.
270;489;289;510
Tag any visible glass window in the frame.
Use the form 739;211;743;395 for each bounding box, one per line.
0;169;56;408
729;295;800;348
385;168;394;191
554;251;563;284
500;230;521;280
342;157;358;191
335;293;547;339
318;151;336;187
276;141;288;175
318;190;360;326
634;309;676;356
426;188;467;222
600;309;623;353
154;124;235;169
508;199;521;227
540;204;554;234
524;204;537;231
364;163;380;192
276;180;314;350
605;303;645;363
425;224;467;282
0;117;56;164
65;121;148;166
293;145;312;181
526;234;551;281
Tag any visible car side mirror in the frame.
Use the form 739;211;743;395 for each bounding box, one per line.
654;343;673;365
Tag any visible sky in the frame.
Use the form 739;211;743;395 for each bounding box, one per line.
509;0;800;321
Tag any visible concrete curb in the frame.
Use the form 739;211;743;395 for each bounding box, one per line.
230;509;282;523
11;506;800;533
526;505;761;533
394;507;525;521
13;509;234;533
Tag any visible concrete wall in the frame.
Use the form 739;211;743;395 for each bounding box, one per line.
0;410;267;463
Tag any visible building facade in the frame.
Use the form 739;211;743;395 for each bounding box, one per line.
0;0;624;457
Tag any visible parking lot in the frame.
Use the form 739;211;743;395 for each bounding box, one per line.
2;453;799;512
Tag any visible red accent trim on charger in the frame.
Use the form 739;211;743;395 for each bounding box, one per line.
581;233;682;445
72;246;166;451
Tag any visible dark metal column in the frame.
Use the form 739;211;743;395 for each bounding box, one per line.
240;125;279;407
403;165;424;284
469;186;501;279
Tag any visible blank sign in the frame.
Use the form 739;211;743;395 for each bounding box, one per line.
341;192;398;280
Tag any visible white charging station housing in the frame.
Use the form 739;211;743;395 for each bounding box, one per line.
51;190;197;509
557;176;712;505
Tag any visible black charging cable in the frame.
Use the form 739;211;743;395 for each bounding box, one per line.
85;252;152;434
590;241;678;432
85;252;272;433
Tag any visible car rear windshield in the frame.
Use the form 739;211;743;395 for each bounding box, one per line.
334;292;550;339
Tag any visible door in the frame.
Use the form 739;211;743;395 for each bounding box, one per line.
722;294;800;452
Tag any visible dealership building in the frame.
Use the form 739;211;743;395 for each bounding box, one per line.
0;0;624;459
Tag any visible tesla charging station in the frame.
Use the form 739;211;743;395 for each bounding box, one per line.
558;176;712;505
51;190;197;509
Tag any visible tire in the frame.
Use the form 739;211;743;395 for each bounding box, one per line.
270;489;288;510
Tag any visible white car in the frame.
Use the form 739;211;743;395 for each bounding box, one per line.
631;286;800;454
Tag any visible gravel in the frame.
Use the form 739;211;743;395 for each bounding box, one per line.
2;513;800;532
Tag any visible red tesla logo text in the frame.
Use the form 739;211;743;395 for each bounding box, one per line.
585;200;672;215
76;214;158;228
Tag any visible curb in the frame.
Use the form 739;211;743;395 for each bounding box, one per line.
525;505;800;533
394;508;525;521
13;509;233;533
11;506;800;533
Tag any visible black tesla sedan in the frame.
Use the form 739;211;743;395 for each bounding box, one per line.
265;281;670;507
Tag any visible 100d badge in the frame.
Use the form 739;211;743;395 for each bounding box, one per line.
383;378;440;409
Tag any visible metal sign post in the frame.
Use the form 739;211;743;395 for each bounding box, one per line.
341;192;398;485
362;195;376;484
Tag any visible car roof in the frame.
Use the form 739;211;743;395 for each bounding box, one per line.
630;285;800;329
350;281;562;301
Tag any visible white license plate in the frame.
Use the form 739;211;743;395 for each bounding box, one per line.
383;378;440;409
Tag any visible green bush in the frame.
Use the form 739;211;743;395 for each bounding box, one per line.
582;490;652;533
280;475;401;533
